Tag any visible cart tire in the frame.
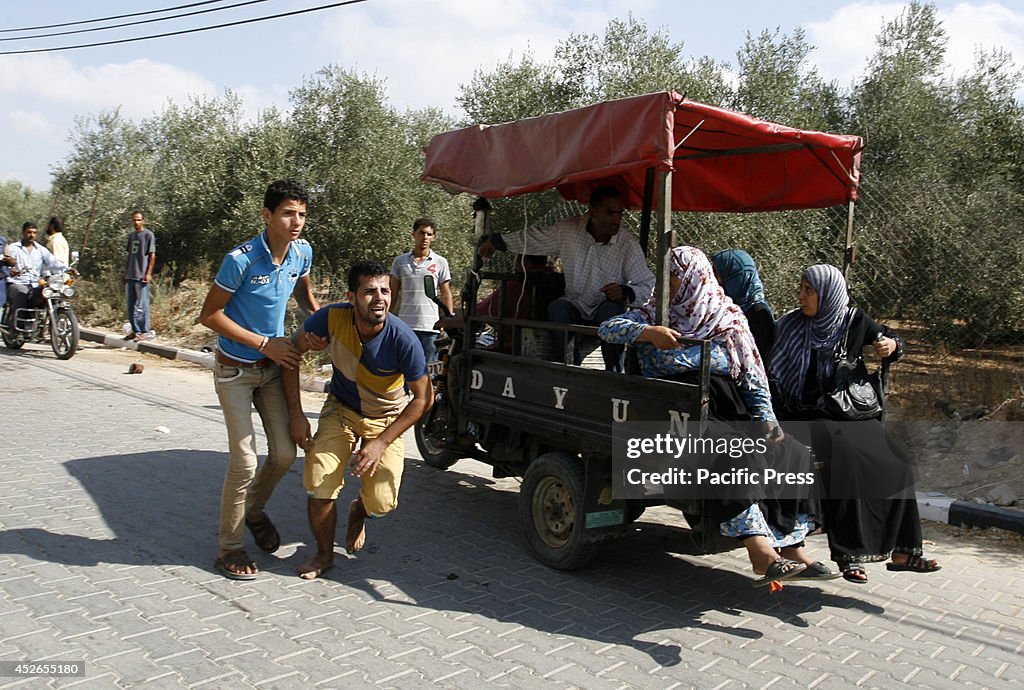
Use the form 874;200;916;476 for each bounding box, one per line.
520;452;602;570
51;309;79;360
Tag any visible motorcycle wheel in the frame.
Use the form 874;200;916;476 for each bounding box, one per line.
413;406;459;470
51;309;79;360
2;326;24;349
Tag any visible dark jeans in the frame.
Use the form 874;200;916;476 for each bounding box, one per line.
546;297;626;371
6;283;44;329
414;330;438;363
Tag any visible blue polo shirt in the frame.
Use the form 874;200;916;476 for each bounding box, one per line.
214;230;312;362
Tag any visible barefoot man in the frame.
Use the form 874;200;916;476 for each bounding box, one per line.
283;259;431;579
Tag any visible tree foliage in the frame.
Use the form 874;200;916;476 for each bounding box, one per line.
0;181;50;242
30;3;1024;342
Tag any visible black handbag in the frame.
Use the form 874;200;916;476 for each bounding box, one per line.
823;309;884;421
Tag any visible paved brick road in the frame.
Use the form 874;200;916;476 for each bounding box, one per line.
1;342;1021;688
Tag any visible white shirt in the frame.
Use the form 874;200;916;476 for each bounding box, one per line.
390;251;452;332
498;215;655;319
6;241;64;286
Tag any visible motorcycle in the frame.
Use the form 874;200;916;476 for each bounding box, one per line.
1;251;81;360
413;275;466;469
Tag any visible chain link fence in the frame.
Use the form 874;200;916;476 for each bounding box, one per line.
478;183;1024;413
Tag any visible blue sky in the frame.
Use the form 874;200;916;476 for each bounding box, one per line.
1;0;1022;191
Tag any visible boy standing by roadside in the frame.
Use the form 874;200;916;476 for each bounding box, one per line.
199;179;322;580
123;210;156;341
389;218;453;362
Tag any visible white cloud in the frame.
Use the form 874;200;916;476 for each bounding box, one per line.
941;2;1024;79
0;54;216;118
7;110;61;141
312;0;638;113
805;2;909;87
805;1;1024;88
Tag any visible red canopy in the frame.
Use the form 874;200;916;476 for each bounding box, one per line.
422;91;862;212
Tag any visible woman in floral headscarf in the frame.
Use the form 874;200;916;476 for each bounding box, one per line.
711;249;775;359
600;246;836;585
769;264;939;583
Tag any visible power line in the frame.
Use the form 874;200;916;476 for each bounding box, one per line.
0;0;274;43
0;0;370;56
0;0;230;33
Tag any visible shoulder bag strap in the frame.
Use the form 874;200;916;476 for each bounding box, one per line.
834;307;856;364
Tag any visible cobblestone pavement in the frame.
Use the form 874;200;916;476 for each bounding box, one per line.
1;342;1022;689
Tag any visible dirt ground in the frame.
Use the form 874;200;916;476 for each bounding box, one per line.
881;325;1023;507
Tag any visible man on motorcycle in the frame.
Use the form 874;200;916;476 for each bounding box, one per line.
4;222;65;328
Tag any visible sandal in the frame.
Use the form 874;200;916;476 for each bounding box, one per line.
753;558;807;587
886;554;941;573
245;513;281;553
215;550;258;580
842;565;868;584
787;561;841;581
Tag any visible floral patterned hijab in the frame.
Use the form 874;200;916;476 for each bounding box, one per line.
636;246;769;387
769;263;851;403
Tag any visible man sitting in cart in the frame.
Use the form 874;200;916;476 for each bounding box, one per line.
479;185;654;371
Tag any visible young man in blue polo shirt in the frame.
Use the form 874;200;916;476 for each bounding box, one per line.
282;260;431;580
200;179;322;580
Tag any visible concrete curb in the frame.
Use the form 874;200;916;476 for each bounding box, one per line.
79;328;329;393
78;327;1024;537
917;491;1024;536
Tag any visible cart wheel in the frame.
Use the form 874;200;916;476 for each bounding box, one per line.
520;452;602;570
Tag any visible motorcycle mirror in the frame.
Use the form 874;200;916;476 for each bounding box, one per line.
422;275;453;318
422;275;437;301
71;251;80;263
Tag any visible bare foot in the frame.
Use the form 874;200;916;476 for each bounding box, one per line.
779;546;814;566
297;553;334;580
346;499;366;554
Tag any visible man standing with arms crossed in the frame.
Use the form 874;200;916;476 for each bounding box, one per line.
283;260;431;580
200;179;322;580
123;210;156;341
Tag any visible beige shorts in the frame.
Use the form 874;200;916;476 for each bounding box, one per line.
304;396;404;516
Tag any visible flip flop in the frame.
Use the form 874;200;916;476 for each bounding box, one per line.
215;551;258;581
842;565;868;584
245;514;281;553
753;558;807;587
787;561;842;581
886;554;941;573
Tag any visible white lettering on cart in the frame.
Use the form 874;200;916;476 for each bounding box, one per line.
552;387;569;410
668;410;691;436
611;398;630;423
